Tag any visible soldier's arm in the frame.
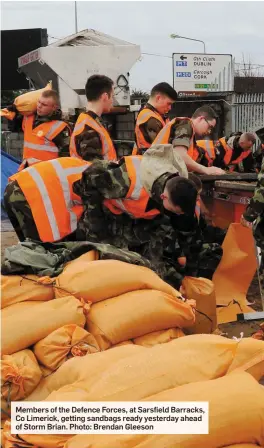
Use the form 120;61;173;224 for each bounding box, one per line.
53;126;71;157
171;120;225;175
243;162;264;222
140;117;163;144
73;160;130;241
74;124;104;161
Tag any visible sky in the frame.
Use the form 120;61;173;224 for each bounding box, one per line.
1;0;264;92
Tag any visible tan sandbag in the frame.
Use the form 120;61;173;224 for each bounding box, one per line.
21;372;264;448
25;345;145;402
227;337;264;381
1;296;86;356
13;83;52;116
2;421;38;447
1;274;54;309
182;276;217;334
33;324;100;371
1;350;42;401
133;328;185;347
81;335;239;402
86;289;195;349
0;109;16;121
55;258;179;303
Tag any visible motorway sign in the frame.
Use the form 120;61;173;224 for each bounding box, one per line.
172;53;234;93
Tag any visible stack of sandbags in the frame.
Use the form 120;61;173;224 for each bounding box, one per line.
7;370;264;448
25;334;264;403
1;274;54;309
55;257;196;349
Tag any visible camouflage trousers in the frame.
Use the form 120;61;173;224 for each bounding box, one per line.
3;180;40;241
253;220;264;291
184;242;223;279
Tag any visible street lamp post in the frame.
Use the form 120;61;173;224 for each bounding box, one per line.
74;1;78;34
170;34;206;54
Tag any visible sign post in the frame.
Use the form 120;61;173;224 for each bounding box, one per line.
172;53;234;96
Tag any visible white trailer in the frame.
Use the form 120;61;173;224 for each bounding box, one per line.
17;29;141;114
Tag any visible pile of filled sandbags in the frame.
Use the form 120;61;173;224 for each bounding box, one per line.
1;252;263;448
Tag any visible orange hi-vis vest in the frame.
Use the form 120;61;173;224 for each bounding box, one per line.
152;117;200;162
19;115;69;172
104;156;160;219
218;137;251;171
196;139;216;165
133;108;166;154
70;112;117;161
10;157;91;243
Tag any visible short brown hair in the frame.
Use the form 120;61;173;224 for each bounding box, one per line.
41;89;60;106
192;105;217;121
241;132;256;144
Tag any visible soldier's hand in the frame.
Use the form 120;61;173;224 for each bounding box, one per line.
240;215;253;229
205;166;226;175
177;256;187;267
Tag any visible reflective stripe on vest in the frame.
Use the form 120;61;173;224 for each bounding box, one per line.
218;137;233;166
13;158;89;242
134;108;165;151
104;156;160;219
70;113;116;161
20;115;68;171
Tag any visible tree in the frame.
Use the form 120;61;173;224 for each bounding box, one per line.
1;89;28;107
131;89;149;104
235;54;264;77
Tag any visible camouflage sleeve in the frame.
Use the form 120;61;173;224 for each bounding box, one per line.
243;161;264;222
74;124;103;161
73;159;131;241
139;117;163;144
53;126;71;157
171;119;193;148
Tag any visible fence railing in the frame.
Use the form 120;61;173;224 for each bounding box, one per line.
232;93;264;149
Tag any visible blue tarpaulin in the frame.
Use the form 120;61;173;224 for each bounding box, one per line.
1;150;20;219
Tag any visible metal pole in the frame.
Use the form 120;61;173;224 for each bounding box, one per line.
74;1;78;34
170;34;206;53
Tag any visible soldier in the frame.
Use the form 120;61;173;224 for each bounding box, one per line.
133;82;178;155
168;173;225;280
152;105;225;175
70;74;117;162
6;90;71;171
3;146;198;289
240;158;264;290
214;131;256;172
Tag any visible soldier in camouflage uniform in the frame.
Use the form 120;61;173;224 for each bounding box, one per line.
241;159;264;290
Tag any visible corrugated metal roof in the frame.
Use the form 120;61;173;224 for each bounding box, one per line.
49;29;135;47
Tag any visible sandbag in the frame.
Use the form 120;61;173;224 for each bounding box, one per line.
80;335;239;402
33;325;100;371
1;296;86;355
86;289;195;349
14;83;52;116
133;328;185;347
1;274;54;309
55;258;179;303
182;276;217;333
1;350;42;401
25;345;145;402
21;372;264;448
227;337;264;381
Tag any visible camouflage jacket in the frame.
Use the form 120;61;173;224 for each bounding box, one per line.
136;103;165;148
72;111;110;162
73;157;174;244
243;159;264;246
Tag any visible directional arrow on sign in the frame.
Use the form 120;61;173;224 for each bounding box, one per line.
180;55;187;60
